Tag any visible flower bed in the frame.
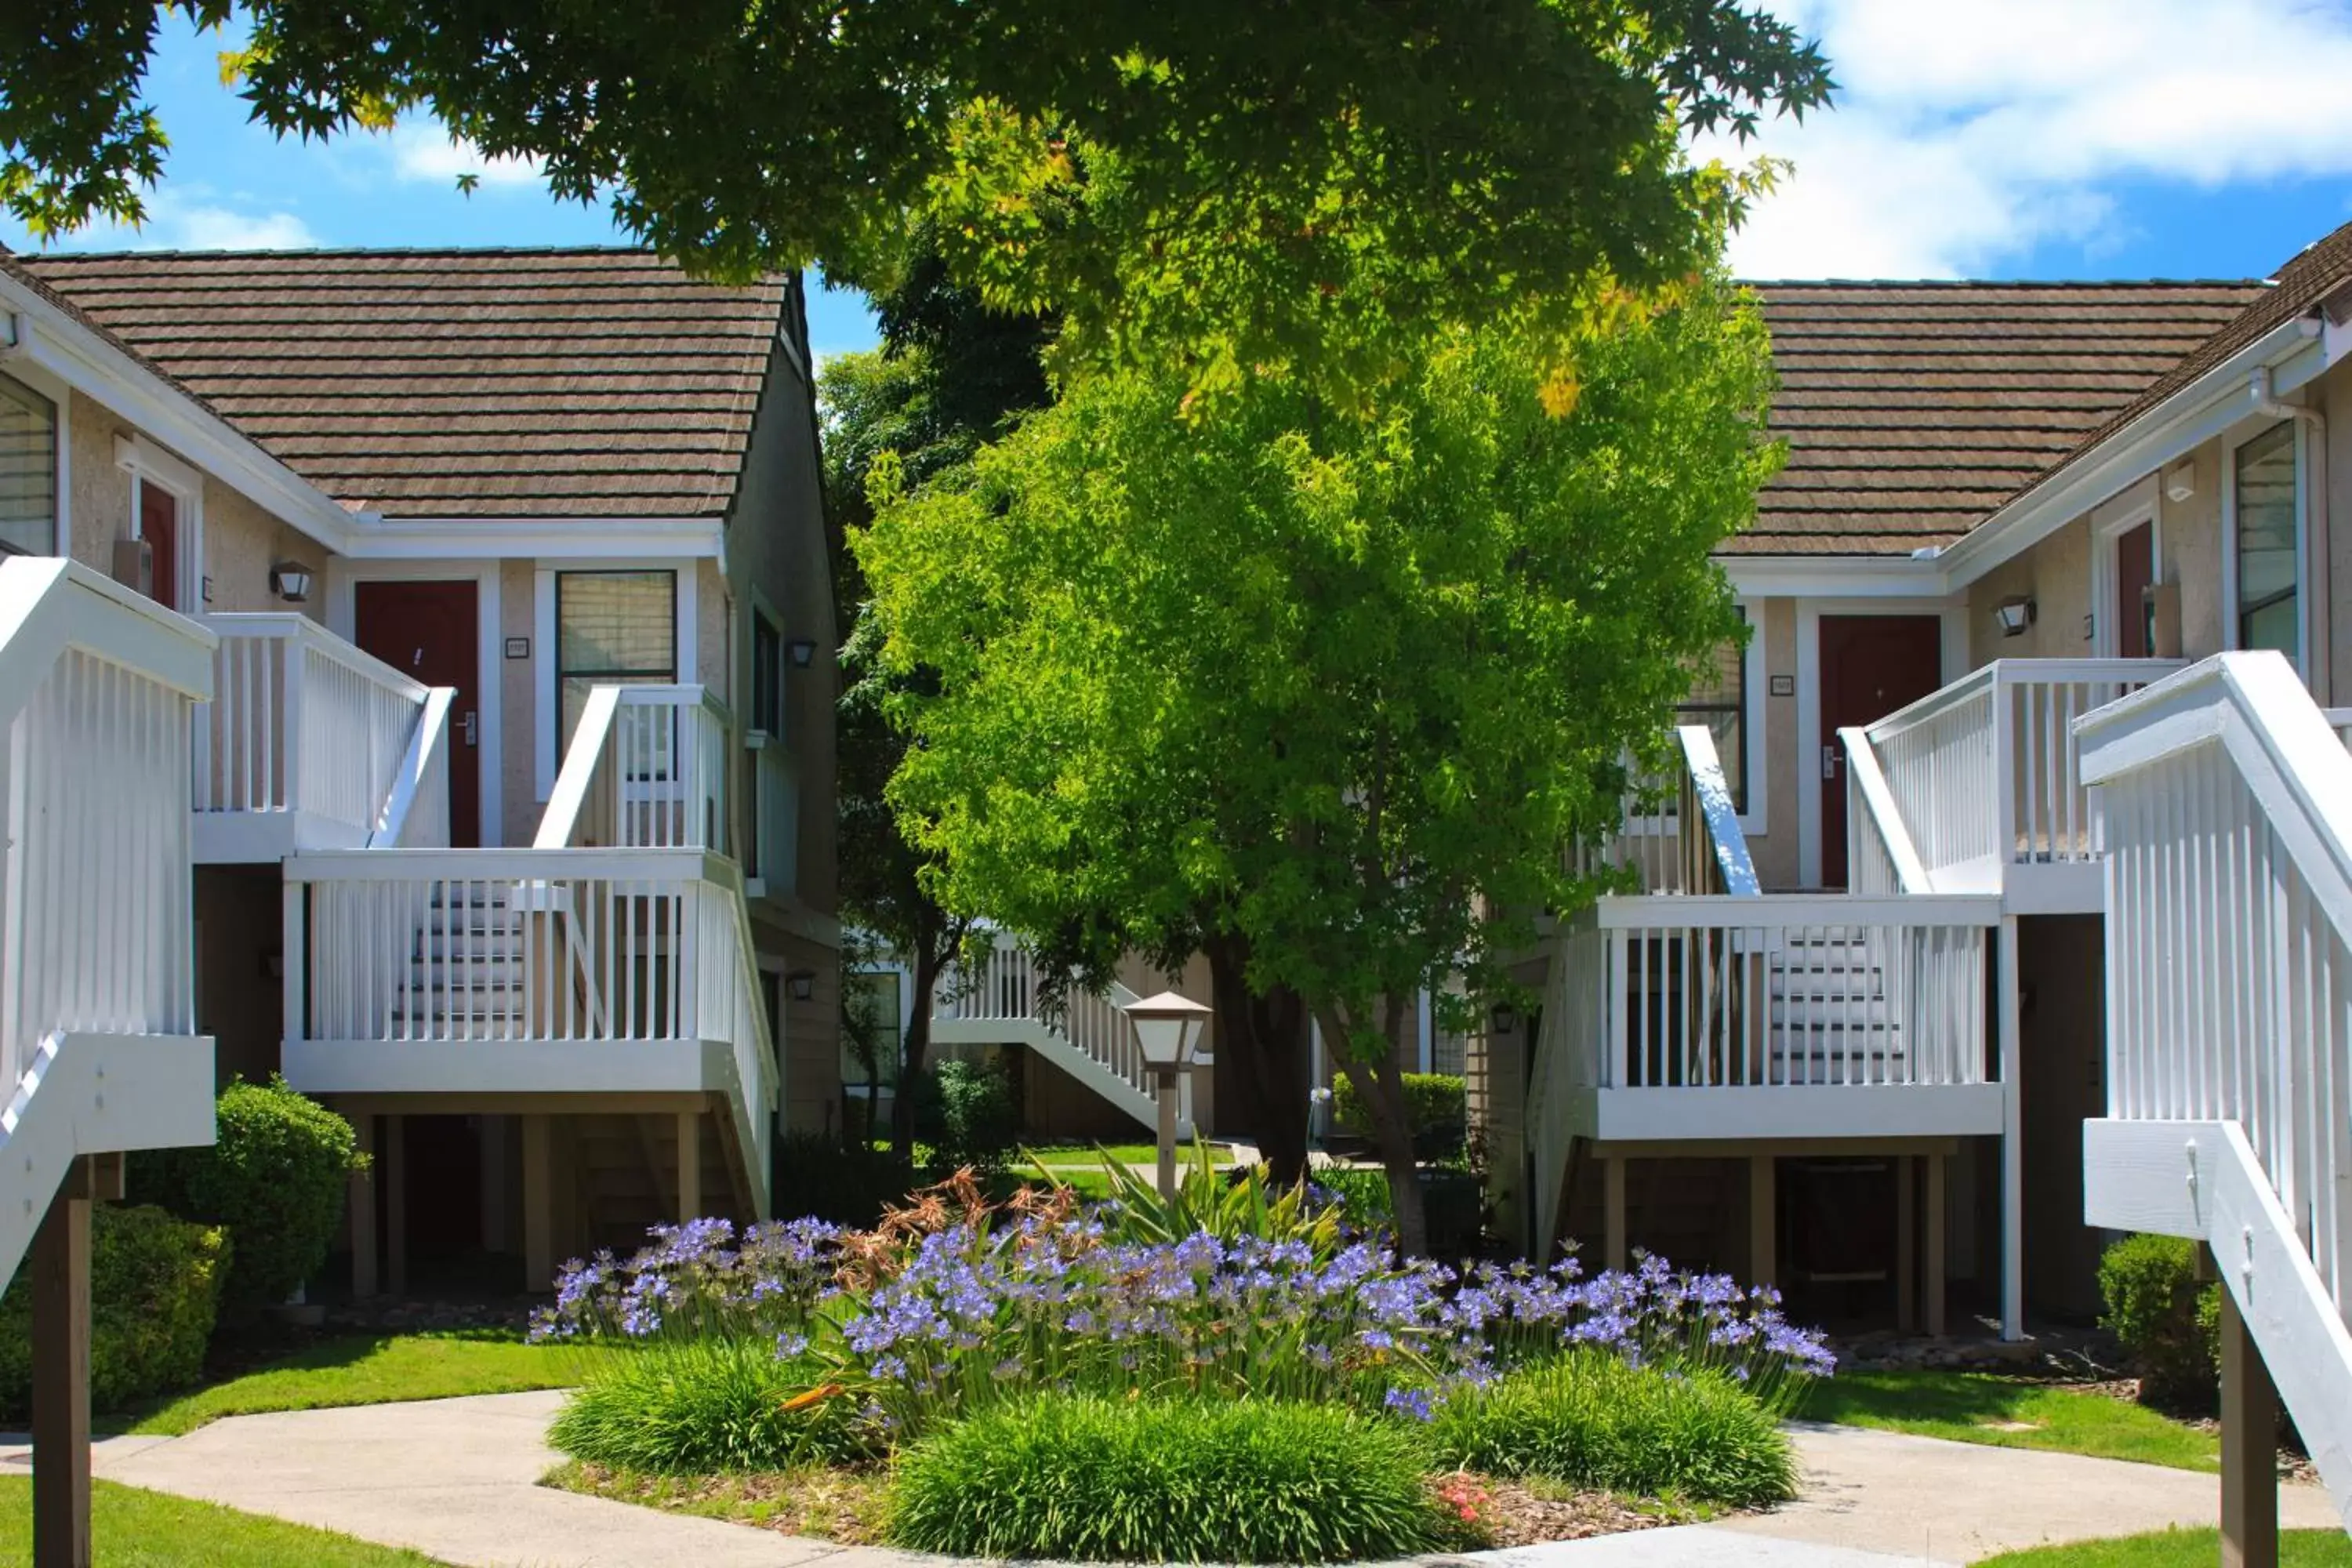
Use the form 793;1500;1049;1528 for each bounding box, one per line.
533;1163;1832;1563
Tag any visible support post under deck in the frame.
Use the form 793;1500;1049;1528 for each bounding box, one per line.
2217;1280;2279;1568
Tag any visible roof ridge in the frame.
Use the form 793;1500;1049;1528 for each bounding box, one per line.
1746;277;2267;289
19;244;663;260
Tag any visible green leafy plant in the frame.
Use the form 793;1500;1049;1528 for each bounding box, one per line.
1331;1073;1468;1159
1424;1348;1797;1507
2098;1234;2220;1409
132;1076;366;1321
549;1338;873;1475
911;1058;1019;1172
886;1395;1449;1563
0;1203;227;1417
1058;1141;1348;1258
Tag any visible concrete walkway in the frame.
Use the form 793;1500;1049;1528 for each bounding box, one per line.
0;1392;2338;1566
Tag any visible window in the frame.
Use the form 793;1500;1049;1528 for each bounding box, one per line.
555;570;676;745
1675;608;1749;812
842;971;904;1091
0;374;57;557
2235;423;2300;659
752;609;784;736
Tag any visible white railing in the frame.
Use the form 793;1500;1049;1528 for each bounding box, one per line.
0;561;214;1094
370;688;453;848
2082;653;2352;1304
1841;726;1933;896
2324;707;2352;751
1564;895;1996;1093
1858;659;2186;890
195;615;430;840
283;846;775;1211
1527;909;1606;1258
539;685;731;854
1577;725;1760;896
935;938;1156;1106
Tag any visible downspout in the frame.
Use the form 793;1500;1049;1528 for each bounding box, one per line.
2252;361;2330;705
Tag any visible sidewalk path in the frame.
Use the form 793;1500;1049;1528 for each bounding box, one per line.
0;1392;2337;1566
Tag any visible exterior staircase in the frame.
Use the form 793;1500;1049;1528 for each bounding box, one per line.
2078;651;2352;1538
931;938;1180;1136
1767;928;1905;1085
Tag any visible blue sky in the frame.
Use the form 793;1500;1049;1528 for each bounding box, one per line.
11;2;2352;360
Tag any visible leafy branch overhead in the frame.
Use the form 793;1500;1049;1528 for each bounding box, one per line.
5;1;1828;389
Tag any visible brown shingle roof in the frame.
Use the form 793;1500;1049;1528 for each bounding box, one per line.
16;248;789;520
1738;280;2268;556
1975;221;2352;529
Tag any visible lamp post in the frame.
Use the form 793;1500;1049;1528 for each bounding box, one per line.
1122;990;1212;1198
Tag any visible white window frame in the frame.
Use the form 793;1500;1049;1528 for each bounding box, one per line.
534;558;699;799
114;433;202;610
0;361;68;558
2221;416;2310;676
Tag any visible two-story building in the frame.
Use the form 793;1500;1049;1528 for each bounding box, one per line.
0;244;840;1292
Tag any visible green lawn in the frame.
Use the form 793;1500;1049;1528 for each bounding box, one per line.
1021;1142;1232;1167
119;1330;613;1437
1978;1528;2352;1566
0;1478;446;1566
1800;1370;2218;1472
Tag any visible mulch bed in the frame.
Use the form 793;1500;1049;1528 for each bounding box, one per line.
1459;1478;1679;1548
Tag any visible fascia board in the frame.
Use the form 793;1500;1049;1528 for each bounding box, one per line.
1719;554;1950;598
1937;315;2326;593
0;273;361;556
342;517;728;561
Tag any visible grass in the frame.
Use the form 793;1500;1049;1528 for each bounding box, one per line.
1021;1142;1233;1167
544;1460;890;1542
119;1330;613;1437
0;1477;447;1566
1801;1370;2218;1472
1976;1528;2352;1566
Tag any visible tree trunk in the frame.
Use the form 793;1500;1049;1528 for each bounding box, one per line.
1327;1003;1428;1258
1202;935;1311;1187
893;942;944;1160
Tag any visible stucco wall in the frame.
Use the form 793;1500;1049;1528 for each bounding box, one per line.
1966;516;2096;668
499;559;538;844
1749;597;1800;889
2321;358;2352;702
2160;436;2226;661
66;390;132;572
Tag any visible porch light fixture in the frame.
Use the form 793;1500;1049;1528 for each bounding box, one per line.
268;561;314;604
1994;595;2037;638
1122;989;1214;1197
2164;462;2197;503
1490;1003;1519;1036
786;637;818;668
786;970;816;1002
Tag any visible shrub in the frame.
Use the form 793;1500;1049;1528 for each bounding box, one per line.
0;1203;228;1416
1424;1349;1796;1507
911;1058;1018;1171
1331;1072;1468;1159
1309;1166;1486;1260
550;1336;875;1473
132;1076;365;1321
774;1132;917;1228
887;1395;1446;1563
2099;1233;2219;1407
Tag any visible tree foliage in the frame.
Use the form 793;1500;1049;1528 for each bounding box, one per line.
5;2;1827;393
851;277;1779;1248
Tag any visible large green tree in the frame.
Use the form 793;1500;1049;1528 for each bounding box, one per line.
853;276;1780;1254
5;2;1826;392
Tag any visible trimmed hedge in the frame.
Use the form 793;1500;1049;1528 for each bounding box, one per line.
2098;1232;2219;1408
911;1058;1019;1171
133;1076;365;1320
1332;1072;1468;1159
0;1203;227;1416
887;1395;1447;1563
1424;1349;1797;1507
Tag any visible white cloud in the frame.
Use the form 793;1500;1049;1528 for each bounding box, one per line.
386;122;543;191
168;205;318;250
1700;0;2352;278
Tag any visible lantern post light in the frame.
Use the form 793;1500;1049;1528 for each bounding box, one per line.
1121;989;1213;1198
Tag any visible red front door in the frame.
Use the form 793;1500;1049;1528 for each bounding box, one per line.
1819;615;1944;889
140;481;179;612
355;581;481;847
2115;522;2154;659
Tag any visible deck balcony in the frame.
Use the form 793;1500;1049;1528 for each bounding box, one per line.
192;615;454;861
1840;658;2186;912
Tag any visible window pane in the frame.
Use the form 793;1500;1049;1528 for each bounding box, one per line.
0;375;57;557
842;972;903;1087
753;613;783;735
2236;423;2299;655
557;571;675;676
1675;610;1747;812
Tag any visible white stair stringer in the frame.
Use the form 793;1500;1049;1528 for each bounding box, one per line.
2085;1117;2352;1530
931;1001;1171;1135
0;1033;216;1290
